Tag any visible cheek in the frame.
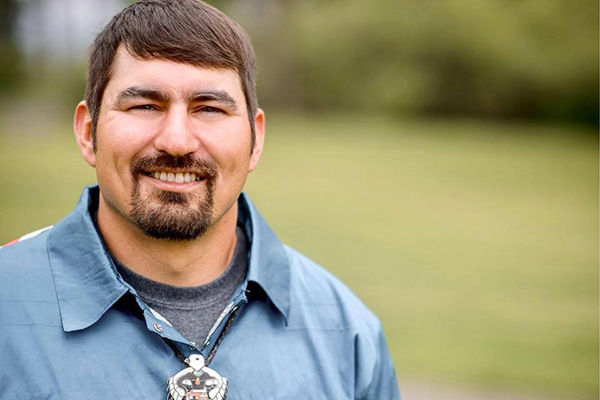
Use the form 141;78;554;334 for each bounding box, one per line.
201;125;253;172
202;139;252;202
93;137;144;198
96;120;154;170
93;148;131;208
210;143;251;178
94;141;130;183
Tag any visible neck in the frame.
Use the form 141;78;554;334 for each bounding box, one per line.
97;197;238;287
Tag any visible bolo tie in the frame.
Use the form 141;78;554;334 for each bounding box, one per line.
164;306;240;400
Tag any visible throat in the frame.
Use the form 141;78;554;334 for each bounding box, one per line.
111;226;248;345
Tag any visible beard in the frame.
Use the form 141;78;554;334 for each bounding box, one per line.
129;154;218;241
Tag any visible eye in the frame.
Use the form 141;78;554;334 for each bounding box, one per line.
195;105;224;114
129;104;159;112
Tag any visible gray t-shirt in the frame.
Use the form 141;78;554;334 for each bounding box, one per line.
113;226;248;345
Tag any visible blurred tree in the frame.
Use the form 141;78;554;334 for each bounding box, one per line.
225;0;304;111
250;0;598;126
0;0;23;90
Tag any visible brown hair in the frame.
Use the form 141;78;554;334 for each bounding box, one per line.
85;0;258;150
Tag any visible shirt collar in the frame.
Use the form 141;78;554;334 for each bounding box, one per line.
48;186;290;332
238;194;290;322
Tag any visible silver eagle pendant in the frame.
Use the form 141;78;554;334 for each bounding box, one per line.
167;354;228;400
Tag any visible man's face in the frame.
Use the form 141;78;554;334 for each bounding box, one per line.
75;47;264;240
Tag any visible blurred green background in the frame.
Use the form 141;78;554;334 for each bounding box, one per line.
0;0;597;399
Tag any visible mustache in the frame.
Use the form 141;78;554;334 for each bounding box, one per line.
130;153;218;180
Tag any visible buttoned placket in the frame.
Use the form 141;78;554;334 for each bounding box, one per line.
134;280;249;362
199;285;248;358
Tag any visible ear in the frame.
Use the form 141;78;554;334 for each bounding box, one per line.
74;101;97;168
248;108;265;172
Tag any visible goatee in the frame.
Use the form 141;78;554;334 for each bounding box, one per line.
129;154;218;241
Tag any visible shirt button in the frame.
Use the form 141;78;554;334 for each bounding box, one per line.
153;322;163;333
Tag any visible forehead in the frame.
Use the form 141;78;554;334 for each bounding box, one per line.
104;47;244;101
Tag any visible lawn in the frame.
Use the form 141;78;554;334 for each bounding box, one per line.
0;113;597;398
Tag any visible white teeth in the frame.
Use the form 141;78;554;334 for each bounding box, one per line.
151;171;200;182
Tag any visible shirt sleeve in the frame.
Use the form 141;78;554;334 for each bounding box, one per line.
355;322;401;400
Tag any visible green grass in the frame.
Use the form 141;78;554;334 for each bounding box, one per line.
0;114;597;398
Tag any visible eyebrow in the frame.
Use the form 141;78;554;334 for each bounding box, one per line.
115;87;238;111
116;87;169;106
187;90;238;111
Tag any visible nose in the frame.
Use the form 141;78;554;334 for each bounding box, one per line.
153;105;201;156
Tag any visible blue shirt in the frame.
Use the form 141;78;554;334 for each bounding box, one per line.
0;186;400;399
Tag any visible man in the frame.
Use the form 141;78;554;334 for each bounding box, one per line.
0;1;400;399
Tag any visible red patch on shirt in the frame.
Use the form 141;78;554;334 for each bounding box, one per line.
1;238;20;248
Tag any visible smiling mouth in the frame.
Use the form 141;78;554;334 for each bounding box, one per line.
143;171;205;183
